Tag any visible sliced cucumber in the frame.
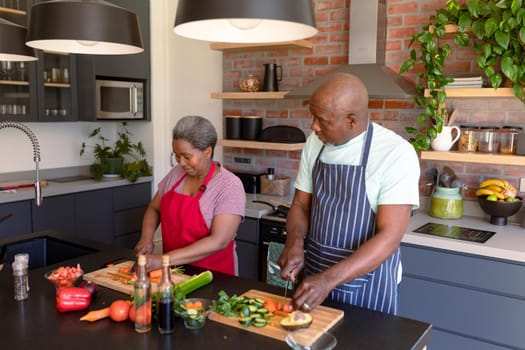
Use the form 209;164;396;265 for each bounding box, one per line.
256;308;268;315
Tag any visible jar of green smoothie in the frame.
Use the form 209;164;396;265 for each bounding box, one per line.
429;186;463;219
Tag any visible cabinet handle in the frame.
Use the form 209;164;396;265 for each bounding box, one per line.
130;85;138;115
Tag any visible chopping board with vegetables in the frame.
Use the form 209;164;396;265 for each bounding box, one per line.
208;289;344;346
83;261;190;295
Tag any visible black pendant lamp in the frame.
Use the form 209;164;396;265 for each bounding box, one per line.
26;0;143;55
173;0;317;43
0;19;37;61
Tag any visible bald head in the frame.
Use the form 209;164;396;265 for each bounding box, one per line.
312;73;369;121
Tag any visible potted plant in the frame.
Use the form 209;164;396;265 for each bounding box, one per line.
80;122;152;182
400;0;525;151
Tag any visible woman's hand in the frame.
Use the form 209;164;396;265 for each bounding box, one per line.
144;254;162;272
134;238;154;255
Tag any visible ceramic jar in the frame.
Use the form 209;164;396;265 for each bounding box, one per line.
429;186;463;219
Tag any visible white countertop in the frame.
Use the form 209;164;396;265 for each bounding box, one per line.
404;213;525;263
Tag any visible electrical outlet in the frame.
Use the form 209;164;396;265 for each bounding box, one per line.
520;178;525;193
233;156;252;165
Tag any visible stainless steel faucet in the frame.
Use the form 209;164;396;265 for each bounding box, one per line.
0;121;42;206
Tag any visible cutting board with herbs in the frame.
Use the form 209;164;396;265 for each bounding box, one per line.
208;289;344;346
83;260;190;295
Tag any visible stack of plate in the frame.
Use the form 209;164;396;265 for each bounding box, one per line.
446;76;483;88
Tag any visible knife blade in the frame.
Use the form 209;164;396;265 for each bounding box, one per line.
283;276;290;304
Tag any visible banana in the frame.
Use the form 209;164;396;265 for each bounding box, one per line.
482;185;504;193
476;188;495;197
479;178;508;188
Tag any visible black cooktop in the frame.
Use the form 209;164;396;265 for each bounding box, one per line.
414;222;495;243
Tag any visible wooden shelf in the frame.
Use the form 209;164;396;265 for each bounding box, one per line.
0;80;29;86
0;6;26;16
211;91;289;99
44;83;71;88
424;88;515;98
420;151;525;166
210;39;313;52
218;139;304;151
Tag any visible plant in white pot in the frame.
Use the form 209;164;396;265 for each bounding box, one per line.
80;122;152;182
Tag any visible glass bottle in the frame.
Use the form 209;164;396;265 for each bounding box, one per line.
134;255;152;333
12;261;28;301
157;255;175;334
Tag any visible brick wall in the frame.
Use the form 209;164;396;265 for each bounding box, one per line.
221;0;525;201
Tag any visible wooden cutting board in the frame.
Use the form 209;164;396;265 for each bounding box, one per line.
208;289;344;346
83;261;190;295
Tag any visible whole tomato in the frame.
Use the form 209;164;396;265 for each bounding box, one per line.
109;300;130;322
128;303;136;323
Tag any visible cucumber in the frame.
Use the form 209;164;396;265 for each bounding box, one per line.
239;317;252;327
248;305;258;313
256;308;268;315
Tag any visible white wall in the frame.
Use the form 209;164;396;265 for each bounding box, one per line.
0;0;223;191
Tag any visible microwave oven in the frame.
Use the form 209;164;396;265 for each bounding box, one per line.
96;79;144;120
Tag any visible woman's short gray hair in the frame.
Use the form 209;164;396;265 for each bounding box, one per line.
172;115;217;153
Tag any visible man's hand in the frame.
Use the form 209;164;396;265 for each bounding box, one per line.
277;239;305;282
291;272;333;312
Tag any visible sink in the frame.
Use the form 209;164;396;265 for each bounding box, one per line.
1;235;98;269
47;175;92;183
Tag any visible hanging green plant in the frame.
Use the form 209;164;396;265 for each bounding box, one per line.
400;0;525;152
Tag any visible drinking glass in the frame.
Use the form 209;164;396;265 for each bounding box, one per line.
17;62;27;81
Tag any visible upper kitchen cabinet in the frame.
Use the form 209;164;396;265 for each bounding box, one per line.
76;0;151;121
0;1;38;122
35;51;77;122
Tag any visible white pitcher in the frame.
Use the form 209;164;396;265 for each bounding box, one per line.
431;126;460;151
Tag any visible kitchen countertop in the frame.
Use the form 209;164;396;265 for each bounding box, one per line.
0;166;152;205
0;231;431;350
403;212;525;263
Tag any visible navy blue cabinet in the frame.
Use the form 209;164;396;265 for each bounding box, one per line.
235;218;259;280
0;182;151;248
399;243;525;349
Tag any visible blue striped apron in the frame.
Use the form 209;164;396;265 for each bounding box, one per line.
304;123;400;314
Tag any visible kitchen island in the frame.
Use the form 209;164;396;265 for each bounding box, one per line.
0;232;431;350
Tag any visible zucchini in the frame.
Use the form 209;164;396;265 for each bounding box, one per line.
256;308;268;315
248;305;258;313
175;270;213;297
239;317;252;327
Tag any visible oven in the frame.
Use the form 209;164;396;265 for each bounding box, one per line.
259;215;287;283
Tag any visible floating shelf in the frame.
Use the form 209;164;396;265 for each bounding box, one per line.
210;39;313;52
420;151;525;166
211;91;289;99
44;83;71;88
0;6;25;16
425;87;515;98
219;139;304;151
0;80;29;86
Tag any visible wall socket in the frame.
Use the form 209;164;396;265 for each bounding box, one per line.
520;178;525;193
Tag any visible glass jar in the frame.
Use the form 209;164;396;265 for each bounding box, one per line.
477;126;500;153
499;126;522;155
239;74;260;92
429;186;463;219
458;125;479;152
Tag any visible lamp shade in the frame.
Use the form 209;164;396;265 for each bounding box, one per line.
173;0;317;43
26;0;143;55
0;19;37;61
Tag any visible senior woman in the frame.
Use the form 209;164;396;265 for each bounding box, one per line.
134;116;246;275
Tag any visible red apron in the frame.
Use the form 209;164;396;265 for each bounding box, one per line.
160;162;235;275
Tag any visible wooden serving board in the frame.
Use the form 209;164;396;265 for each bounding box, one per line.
208;289;344;346
83;261;190;295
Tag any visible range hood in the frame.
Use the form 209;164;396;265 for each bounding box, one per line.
286;0;416;99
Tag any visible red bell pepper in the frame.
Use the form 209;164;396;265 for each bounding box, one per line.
56;287;91;312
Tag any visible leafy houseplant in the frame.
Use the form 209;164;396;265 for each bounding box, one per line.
80;122;152;182
400;0;525;151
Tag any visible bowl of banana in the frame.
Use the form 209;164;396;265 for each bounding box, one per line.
476;178;522;225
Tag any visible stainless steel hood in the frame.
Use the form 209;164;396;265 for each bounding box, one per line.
286;0;416;99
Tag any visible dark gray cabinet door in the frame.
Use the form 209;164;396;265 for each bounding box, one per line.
235;218;260;280
75;188;113;244
0;201;32;239
32;194;76;235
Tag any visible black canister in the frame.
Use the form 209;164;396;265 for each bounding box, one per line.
262;63;282;92
242;116;262;140
225;115;242;139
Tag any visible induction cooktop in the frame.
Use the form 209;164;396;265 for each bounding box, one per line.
414;222;495;243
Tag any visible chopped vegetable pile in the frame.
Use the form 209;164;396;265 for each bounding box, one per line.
214;290;280;328
47;264;84;287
